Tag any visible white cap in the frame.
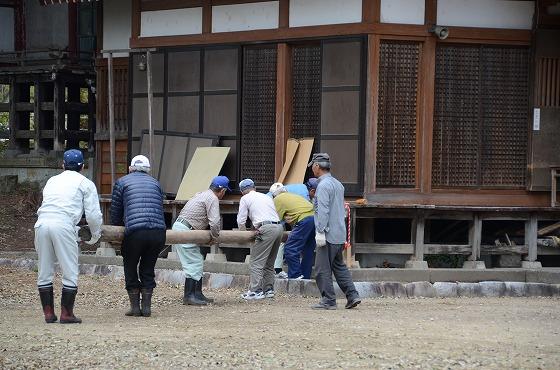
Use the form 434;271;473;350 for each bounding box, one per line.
269;182;285;197
130;155;150;170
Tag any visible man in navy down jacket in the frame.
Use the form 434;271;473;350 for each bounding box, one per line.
110;155;166;317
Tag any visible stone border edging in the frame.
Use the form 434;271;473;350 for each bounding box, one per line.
1;257;559;299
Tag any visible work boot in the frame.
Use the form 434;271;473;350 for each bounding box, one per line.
141;288;153;317
183;278;206;306
125;288;141;316
195;278;214;303
59;287;82;324
38;286;58;323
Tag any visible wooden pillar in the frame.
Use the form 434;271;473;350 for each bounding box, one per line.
32;80;41;153
463;213;485;269
108;53;116;187
53;78;65;151
275;43;292;180
525;214;538;262
405;211;428;268
7;77;19;153
419;37;436;193
146;51;155;170
364;34;380;194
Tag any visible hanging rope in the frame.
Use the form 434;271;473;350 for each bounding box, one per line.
344;202;351;250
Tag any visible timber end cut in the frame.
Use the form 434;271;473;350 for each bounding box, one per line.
82;225;289;245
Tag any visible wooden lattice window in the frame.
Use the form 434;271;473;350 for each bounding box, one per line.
240;46;277;186
376;41;420;187
432;45;529;188
291;45;321;151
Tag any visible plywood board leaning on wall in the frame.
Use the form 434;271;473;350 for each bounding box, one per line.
277;138;299;183
175;147;230;201
283;138;314;185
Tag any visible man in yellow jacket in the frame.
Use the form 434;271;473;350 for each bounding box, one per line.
270;184;316;279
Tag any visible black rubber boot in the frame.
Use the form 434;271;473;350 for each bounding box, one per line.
195;278;214;303
141;288;153;317
38;286;58;323
125;288;142;316
183;278;206;306
60;287;82;324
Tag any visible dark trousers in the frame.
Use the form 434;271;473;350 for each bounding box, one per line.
284;216;316;279
315;242;359;306
122;228;166;290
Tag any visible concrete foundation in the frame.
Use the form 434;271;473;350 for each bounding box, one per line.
405;260;429;269
521;261;542;269
463;260;486;269
95;245;116;257
205;253;227;263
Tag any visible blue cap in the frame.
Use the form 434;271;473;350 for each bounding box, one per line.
239;178;255;192
306;178;318;190
63;149;84;170
210;176;231;191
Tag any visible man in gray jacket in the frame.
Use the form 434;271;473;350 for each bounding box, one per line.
308;153;361;310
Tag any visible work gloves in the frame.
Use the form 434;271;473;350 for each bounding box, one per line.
85;232;101;245
77;225;101;245
315;232;327;248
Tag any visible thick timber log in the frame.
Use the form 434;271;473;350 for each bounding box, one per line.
83;225;289;244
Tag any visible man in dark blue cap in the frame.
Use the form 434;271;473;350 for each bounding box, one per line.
172;175;230;305
35;149;103;324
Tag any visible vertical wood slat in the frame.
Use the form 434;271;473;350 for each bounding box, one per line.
425;0;437;25
525;214;538;262
420;37;436;193
202;2;212;33
536;57;560;107
33;81;40;151
469;213;482;261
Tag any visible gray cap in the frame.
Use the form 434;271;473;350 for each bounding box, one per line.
307;153;331;168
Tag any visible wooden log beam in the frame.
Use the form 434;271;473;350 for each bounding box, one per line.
89;225;289;244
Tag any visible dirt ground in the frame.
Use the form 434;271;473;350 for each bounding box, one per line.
0;192;38;252
0;266;559;369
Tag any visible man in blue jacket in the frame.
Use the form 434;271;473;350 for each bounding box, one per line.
110;155;166;317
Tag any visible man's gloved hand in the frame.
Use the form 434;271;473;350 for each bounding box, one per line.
315;232;326;247
77;225;91;242
85;232;101;245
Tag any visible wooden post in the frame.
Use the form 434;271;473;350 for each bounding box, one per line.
275;43;292;180
405;212;428;269
107;52;116;187
463;213;485;269
146;50;155;169
33;80;40;153
53;78;65;152
525;214;538;262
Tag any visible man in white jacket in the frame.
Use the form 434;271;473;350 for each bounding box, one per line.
35;149;102;324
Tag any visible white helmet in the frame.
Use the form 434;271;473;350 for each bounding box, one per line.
269;182;285;197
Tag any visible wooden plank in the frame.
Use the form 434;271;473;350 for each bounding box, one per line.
538;221;560;236
284;138;314;184
481;244;528;255
131;0;141;39
15;102;33;111
354;243;414;254
425;244;471;255
65;102;89;113
140;0;202;11
53;79;64;151
108;53;116;188
425;0;437;25
33;81;40;151
277;139;298;183
0;103;9;112
525;214;538;262
362;0;378;24
202;2;212;34
40;102;54;111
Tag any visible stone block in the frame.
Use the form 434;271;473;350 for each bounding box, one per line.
457;283;482;297
553;285;560;297
355;282;383;298
430;269;525;283
479;281;506;297
110;266;125;280
287;279;303;295
301;280;321;298
496;255;521;268
94;265;112;276
462;260;486;269
208;273;234;289
154;269;184;286
521;261;542;269
230;274;250;289
78;264;96;275
380;282;407;298
273;278;288;294
351;268;430;283
205;253;227;263
404;260;429;269
405;281;436;298
525;270;560;284
525;283;554;297
433;282;458;298
504;282;527;297
95;246;116;257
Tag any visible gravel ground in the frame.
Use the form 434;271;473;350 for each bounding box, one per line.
1;266;559;369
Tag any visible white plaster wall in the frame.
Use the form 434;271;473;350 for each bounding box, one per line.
0;7;14;52
289;0;362;27
141;8;203;37
103;0;132;56
437;0;535;29
212;2;279;33
381;0;425;25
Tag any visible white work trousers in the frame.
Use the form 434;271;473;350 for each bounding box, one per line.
34;221;79;288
